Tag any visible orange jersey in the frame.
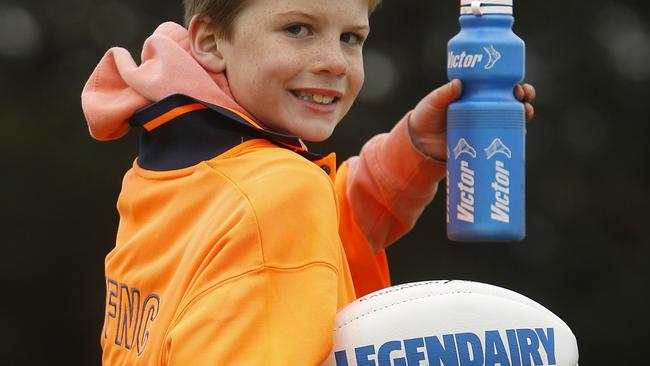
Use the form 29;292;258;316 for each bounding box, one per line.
100;95;390;365
83;23;447;365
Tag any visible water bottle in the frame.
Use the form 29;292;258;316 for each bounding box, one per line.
446;0;526;241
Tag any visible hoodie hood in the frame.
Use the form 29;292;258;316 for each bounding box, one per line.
81;22;255;141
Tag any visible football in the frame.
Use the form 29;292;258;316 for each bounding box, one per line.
323;280;579;366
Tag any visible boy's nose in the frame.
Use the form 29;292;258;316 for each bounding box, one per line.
311;40;348;77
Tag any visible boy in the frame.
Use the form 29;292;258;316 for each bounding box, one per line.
82;0;535;364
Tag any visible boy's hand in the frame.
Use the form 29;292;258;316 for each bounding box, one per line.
407;79;536;162
407;79;463;162
515;83;536;122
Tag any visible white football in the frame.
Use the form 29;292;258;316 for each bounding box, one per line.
323;280;578;366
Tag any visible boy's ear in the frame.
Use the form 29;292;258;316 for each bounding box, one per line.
188;15;227;73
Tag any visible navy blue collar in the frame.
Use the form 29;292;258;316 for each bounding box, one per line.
129;94;324;171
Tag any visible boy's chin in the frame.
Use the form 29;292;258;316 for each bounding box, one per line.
261;115;339;142
297;125;336;143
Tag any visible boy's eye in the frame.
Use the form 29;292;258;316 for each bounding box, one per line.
285;24;311;37
341;32;364;45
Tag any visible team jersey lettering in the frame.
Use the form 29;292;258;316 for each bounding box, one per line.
104;277;161;356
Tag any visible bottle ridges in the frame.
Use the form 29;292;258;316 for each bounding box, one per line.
448;109;523;129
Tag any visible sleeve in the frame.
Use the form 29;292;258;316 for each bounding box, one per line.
336;161;392;298
336;114;447;295
163;160;346;365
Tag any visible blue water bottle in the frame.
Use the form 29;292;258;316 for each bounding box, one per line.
446;0;526;241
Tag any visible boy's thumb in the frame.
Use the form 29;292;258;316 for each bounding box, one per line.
411;79;463;128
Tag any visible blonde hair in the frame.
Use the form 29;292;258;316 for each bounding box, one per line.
183;0;382;40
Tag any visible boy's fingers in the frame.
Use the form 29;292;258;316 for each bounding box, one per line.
514;83;536;103
410;79;463;133
423;79;463;108
515;84;525;101
448;79;463;102
522;83;536;102
525;103;535;121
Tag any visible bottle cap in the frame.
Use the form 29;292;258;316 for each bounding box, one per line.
460;0;513;15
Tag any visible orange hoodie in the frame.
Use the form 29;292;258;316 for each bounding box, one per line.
82;22;446;365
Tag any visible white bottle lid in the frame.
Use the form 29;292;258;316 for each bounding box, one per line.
460;0;513;15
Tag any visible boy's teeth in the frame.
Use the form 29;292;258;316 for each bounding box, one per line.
296;91;335;105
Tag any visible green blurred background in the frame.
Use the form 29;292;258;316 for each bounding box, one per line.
1;0;648;364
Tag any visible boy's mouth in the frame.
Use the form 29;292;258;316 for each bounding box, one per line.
290;90;340;105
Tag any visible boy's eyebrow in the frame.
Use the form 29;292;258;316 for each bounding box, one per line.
349;24;370;33
276;10;369;32
276;10;318;21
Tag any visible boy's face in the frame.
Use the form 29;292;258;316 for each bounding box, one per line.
218;0;370;141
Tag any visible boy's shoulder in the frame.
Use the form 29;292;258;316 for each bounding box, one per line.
206;140;342;265
206;139;336;201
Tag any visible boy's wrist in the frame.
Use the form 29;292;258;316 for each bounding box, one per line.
368;114;447;192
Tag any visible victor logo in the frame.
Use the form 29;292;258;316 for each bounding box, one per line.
448;51;483;69
453;138;477;160
485;138;512;160
483;45;501;69
485;138;512;223
490;160;511;223
448;45;501;70
457;160;476;223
